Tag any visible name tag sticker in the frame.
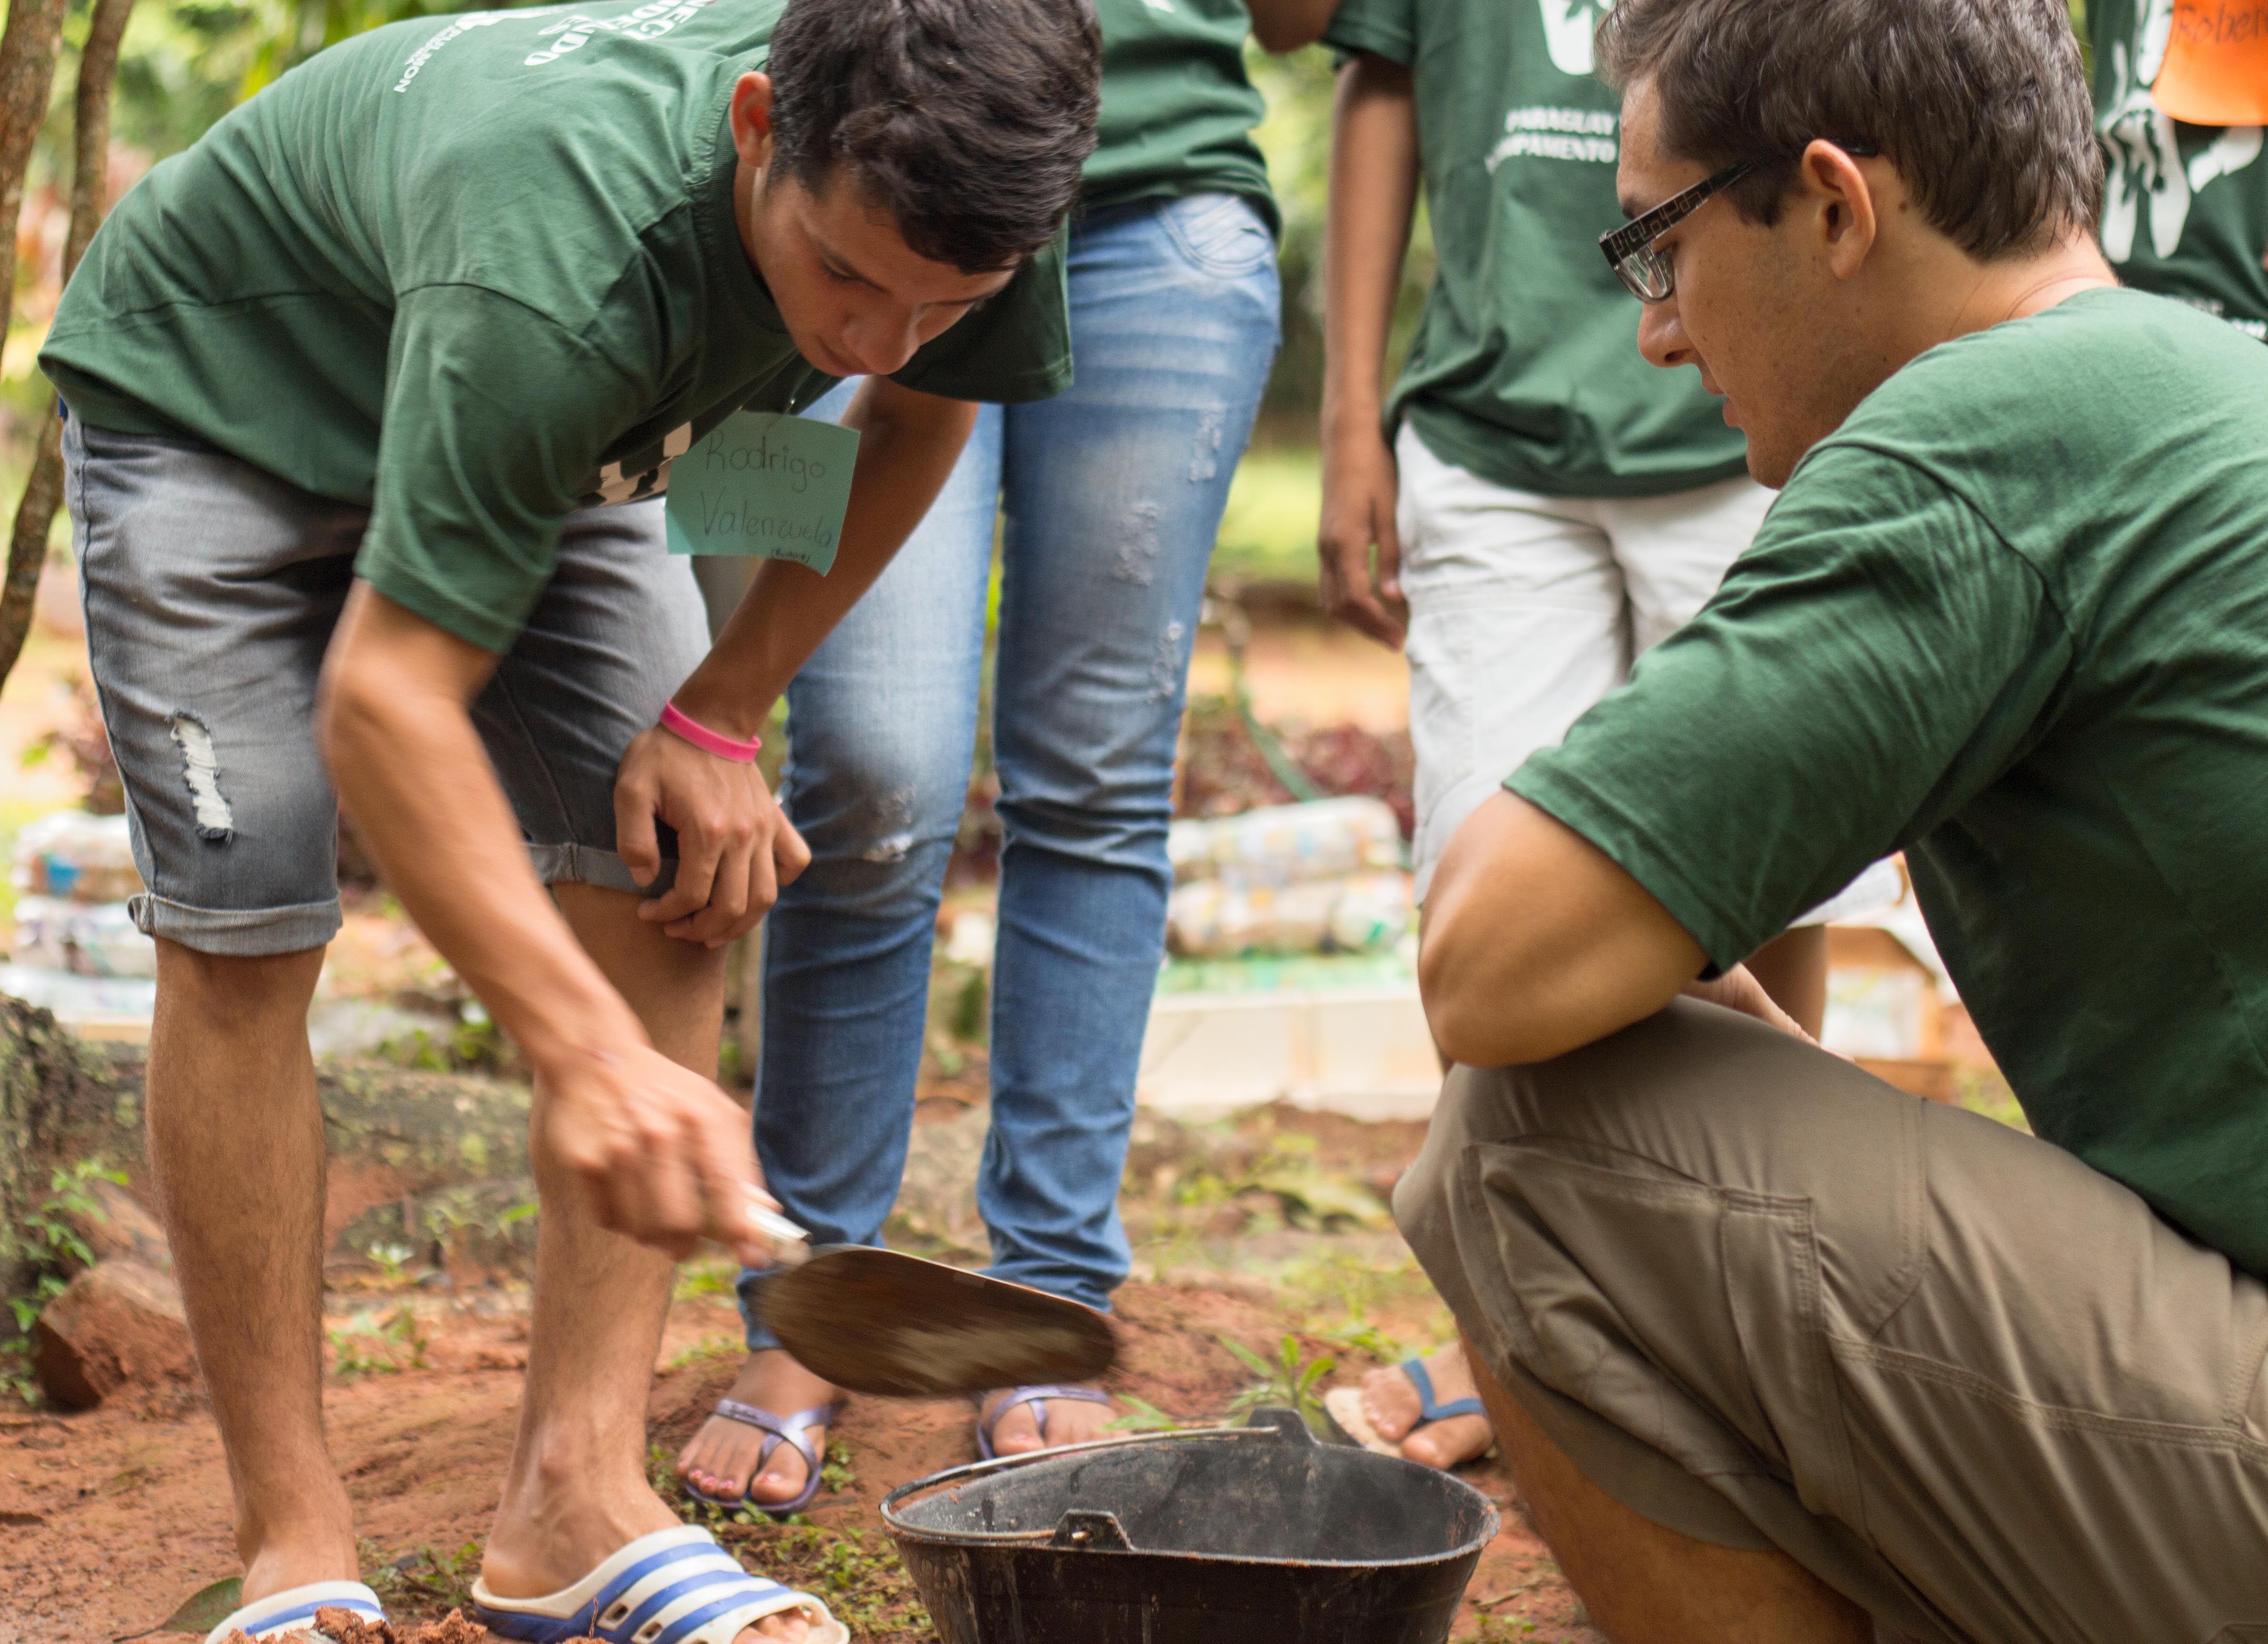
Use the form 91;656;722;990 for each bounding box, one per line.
665;411;859;571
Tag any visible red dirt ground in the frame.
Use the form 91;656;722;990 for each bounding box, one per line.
0;1279;1597;1644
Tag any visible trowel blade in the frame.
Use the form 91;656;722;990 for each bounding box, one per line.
755;1245;1118;1398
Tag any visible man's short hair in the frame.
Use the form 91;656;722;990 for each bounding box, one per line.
768;0;1101;274
1599;0;2103;261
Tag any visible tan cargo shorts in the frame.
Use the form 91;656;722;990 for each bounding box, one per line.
1398;998;2268;1644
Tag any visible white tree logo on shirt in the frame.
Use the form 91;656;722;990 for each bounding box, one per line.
1538;0;1611;77
524;0;713;65
2100;0;2264;262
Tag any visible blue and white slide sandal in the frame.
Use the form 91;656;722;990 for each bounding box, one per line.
202;1580;387;1643
469;1524;847;1644
1322;1357;1487;1459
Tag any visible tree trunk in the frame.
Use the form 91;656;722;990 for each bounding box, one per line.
0;0;134;692
0;404;63;685
0;0;65;352
59;0;132;283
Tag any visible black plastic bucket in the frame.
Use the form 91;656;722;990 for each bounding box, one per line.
880;1408;1499;1644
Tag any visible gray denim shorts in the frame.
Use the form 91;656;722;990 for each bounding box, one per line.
64;412;711;957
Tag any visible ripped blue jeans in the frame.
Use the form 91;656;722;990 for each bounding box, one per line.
740;194;1280;1337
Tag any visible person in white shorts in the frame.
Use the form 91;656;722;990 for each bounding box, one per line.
1312;0;1895;1473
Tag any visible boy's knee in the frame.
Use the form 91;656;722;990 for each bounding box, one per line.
153;936;325;1017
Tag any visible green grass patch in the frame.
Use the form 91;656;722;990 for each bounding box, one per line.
665;1333;745;1372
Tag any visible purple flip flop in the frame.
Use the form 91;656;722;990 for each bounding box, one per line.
682;1396;838;1518
975;1383;1113;1460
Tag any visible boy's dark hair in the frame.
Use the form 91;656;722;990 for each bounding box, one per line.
1599;0;2102;260
768;0;1101;274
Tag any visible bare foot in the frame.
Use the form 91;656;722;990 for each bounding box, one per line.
674;1348;839;1509
978;1386;1114;1457
1360;1345;1492;1469
233;1519;363;1608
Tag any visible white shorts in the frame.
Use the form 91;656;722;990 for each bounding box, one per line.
1397;425;1897;925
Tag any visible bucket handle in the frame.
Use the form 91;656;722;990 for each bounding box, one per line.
1050;1509;1134;1552
1241;1406;1320;1446
879;1408;1317;1531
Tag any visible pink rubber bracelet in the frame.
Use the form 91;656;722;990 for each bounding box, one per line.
659;700;762;763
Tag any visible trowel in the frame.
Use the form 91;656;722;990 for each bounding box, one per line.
744;1204;1118;1399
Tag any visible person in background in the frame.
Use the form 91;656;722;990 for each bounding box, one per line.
1310;0;1897;1475
673;0;1344;1513
2091;0;2266;337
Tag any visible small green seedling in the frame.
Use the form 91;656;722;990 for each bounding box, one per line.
2;1159;130;1406
366;1241;416;1286
328;1306;430;1378
1105;1394;1194;1433
1220;1333;1335;1435
820;1438;858;1494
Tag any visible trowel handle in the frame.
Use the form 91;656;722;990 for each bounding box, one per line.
747;1202;813;1267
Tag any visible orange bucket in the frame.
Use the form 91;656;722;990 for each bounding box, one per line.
2152;0;2268;125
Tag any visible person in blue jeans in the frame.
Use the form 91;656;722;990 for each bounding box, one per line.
675;0;1340;1511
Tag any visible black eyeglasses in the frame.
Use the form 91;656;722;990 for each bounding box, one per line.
1599;143;1880;302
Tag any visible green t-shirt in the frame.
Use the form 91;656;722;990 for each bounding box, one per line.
2091;0;2268;340
1085;0;1276;235
1508;288;2268;1275
1320;0;1746;498
40;0;1072;654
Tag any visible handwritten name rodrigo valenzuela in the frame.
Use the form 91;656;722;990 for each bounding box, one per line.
663;411;860;567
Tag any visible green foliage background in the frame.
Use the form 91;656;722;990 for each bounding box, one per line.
109;0;506;157
1245;42;1435;436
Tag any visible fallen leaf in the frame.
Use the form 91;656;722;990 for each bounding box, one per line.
116;1574;241;1641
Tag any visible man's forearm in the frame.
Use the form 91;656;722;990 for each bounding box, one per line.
669;379;977;739
318;584;776;1264
1322;54;1419;452
317;588;647;1070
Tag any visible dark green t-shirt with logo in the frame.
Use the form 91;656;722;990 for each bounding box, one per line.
1321;0;1746;498
2091;0;2268;339
1510;288;2268;1276
40;0;1072;653
1086;0;1276;235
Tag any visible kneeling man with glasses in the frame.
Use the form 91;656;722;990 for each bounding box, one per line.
1408;0;2268;1639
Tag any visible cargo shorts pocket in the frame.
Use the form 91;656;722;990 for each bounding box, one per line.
1455;1139;1870;1529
